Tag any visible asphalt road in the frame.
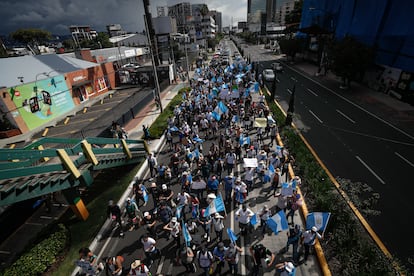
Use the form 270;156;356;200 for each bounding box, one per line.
30;86;154;140
241;42;414;269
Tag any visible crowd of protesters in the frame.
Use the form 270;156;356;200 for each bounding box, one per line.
76;43;322;276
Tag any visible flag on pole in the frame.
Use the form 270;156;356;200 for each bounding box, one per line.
306;212;331;235
141;185;149;203
263;164;275;183
227;228;238;243
267;210;289;235
204;194;225;217
182;221;192;246
250;213;258;226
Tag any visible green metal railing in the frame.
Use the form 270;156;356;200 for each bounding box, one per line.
0;137;147;206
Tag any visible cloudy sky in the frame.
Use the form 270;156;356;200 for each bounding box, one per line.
0;0;247;35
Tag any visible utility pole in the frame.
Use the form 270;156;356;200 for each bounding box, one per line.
143;0;160;66
143;1;163;112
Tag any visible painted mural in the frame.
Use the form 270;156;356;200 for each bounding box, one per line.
8;75;75;130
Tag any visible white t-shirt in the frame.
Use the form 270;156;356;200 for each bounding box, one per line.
129;264;150;276
141;237;156;252
235;208;254;224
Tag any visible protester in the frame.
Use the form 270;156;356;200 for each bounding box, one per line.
105;255;124;276
212;242;228;275
225;243;243;275
249;243;275;276
128;259;150;276
196;246;214;276
301;226;323;264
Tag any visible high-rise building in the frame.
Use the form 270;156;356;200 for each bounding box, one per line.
210;10;222;33
247;0;278;32
275;0;296;26
167;2;192;34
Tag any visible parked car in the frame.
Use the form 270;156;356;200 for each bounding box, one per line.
271;62;283;72
122;63;141;70
263;69;275;81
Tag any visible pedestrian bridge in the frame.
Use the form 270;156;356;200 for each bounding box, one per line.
0;137;148;206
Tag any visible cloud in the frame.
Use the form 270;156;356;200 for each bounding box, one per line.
0;0;246;35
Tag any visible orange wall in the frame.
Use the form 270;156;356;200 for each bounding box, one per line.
0;88;30;133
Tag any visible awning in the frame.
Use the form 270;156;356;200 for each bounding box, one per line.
72;80;92;87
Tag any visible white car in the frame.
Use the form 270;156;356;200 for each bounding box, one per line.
271;62;283;72
263;69;275;82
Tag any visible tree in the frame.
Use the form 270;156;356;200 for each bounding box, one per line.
328;36;374;88
285;0;303;33
10;29;51;54
278;38;303;61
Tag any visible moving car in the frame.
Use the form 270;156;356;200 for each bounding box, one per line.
263;69;275;82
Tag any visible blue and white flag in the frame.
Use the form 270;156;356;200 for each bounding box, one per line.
239;134;251;146
250;213;258;226
182;221;192;246
169;126;179;132
212;111;221;121
263;164;275;183
227;228;238;243
254;82;260;93
218;101;229;114
176;205;184;219
192;148;200;159
267;210;289;235
306;212;331;235
141;185;149;203
193;137;204;143
204;194;225;217
232;115;239;123
244;88;250;98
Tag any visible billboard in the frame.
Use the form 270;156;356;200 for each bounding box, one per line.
8;75;75;130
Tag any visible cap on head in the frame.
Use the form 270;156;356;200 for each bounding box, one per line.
144;211;150;217
311;226;318;232
171;217;177;223
127;197;131;202
162;184;167;190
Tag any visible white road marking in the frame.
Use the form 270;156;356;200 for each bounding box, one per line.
25;222;43;226
0;250;11;254
307;88;318;97
395;152;414;167
290;76;297;82
336;109;356;124
309;110;323;123
286;65;414;141
287;89;292;94
356;156;386;184
156;256;165;275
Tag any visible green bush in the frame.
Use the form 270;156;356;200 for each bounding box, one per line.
147;87;190;138
3;223;69;276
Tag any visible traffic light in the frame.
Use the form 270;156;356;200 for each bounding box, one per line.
42;90;52;105
29;96;40;113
